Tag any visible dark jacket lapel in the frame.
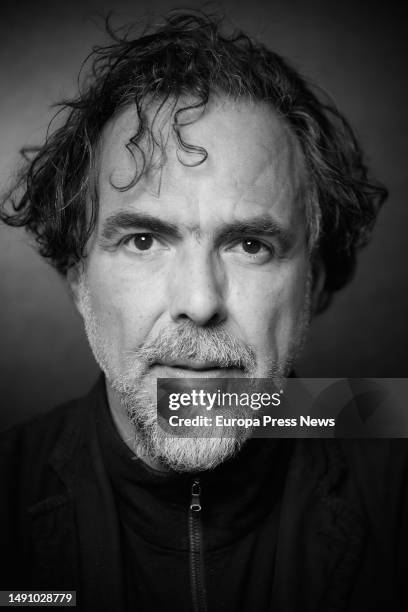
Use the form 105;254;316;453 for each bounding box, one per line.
27;379;125;611
272;439;366;612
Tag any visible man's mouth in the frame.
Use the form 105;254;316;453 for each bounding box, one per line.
151;359;244;377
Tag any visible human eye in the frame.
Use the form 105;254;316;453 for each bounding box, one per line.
121;233;167;254
228;238;275;264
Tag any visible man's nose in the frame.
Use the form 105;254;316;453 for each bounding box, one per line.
168;250;227;326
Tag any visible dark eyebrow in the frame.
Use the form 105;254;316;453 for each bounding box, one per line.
215;216;296;252
100;211;296;252
100;212;182;241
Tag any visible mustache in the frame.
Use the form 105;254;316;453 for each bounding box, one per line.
125;322;256;372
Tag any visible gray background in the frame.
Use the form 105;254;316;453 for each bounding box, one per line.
0;0;407;429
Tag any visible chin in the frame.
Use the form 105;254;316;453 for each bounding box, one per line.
119;378;256;472
134;428;249;473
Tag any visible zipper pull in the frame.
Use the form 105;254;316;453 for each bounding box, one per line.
190;478;202;512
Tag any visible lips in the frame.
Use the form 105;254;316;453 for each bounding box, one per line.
155;359;227;371
151;360;244;378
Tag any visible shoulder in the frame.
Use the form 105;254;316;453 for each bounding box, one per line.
337;438;408;507
320;438;408;559
337;438;408;484
294;438;408;523
0;377;105;485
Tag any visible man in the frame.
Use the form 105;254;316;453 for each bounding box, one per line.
0;11;406;612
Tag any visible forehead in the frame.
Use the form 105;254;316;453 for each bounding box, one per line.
96;97;306;229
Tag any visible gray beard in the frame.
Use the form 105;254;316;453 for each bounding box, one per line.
119;384;249;472
110;322;260;472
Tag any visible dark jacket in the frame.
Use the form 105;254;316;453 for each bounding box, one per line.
1;379;407;611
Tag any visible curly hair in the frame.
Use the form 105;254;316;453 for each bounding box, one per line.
0;10;387;312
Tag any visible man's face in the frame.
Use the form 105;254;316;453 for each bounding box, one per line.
74;97;312;471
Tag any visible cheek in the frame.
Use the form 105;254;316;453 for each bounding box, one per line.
84;256;167;348
228;261;309;356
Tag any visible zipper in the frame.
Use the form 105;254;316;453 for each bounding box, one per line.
189;478;207;612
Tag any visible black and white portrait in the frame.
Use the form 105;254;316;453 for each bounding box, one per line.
0;1;407;610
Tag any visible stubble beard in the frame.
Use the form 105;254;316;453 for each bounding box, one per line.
77;275;311;472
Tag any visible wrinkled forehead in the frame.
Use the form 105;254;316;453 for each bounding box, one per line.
96;96;307;224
